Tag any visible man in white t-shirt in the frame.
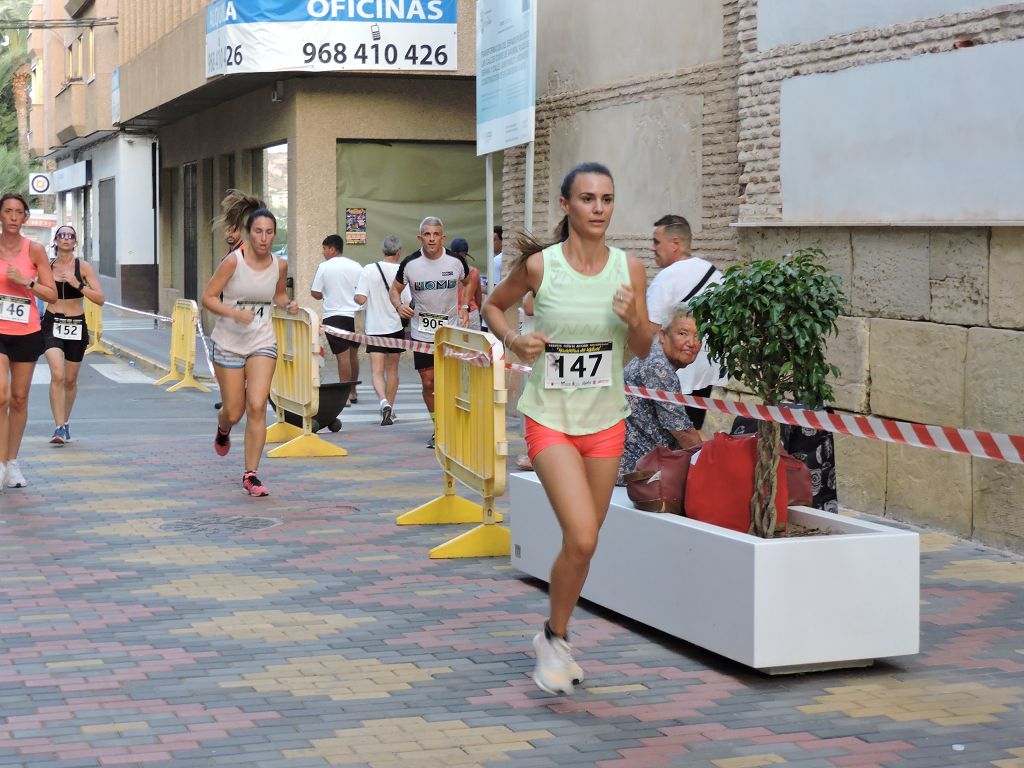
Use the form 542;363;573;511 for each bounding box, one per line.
354;234;410;426
645;214;726;429
310;234;363;403
390;216;472;448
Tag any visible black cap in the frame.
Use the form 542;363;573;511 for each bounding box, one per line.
449;237;469;254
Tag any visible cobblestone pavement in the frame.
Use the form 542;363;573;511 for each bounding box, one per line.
2;395;1023;767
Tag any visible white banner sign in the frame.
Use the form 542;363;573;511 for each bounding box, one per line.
206;0;458;77
476;0;536;155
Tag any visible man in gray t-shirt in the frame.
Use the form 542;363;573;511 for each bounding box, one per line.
390;216;471;448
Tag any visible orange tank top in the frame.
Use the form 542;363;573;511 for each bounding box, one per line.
0;237;41;335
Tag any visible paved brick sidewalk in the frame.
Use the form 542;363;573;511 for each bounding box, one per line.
2;419;1023;767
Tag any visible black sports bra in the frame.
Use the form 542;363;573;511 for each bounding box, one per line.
50;257;85;301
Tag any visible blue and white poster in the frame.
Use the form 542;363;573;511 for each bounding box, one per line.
206;0;458;77
476;0;536;155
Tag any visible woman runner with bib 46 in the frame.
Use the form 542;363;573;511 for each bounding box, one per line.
482;163;653;695
0;192;58;490
202;202;297;497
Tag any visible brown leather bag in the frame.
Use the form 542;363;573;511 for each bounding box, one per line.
623;445;702;514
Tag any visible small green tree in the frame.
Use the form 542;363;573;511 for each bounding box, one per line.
688;247;847;538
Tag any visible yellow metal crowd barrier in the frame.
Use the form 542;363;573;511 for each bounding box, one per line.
153;299;210;393
265;307;346;458
83;299;113;356
398;326;508;558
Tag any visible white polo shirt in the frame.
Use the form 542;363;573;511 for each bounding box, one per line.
311;256;363;319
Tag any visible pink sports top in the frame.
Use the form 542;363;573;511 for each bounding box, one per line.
0;237;41;335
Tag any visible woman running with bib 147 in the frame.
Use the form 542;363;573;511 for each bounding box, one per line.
483;162;652;695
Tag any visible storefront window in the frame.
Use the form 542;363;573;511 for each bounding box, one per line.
258;143;288;258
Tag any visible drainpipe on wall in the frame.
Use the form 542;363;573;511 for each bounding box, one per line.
151;140;160;314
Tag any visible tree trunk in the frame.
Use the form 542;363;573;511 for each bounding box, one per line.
12;66;30;164
750;419;781;538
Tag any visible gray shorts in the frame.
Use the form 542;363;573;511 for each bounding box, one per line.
210;340;277;369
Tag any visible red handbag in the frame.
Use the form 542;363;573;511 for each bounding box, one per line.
683;433;790;533
623;445;702;514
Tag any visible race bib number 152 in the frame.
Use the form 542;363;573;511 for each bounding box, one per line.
544;342;613;389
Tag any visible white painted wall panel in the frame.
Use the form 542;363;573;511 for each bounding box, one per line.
758;0;998;50
780;40;1024;224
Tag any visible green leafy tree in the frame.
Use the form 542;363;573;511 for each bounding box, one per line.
688;247;847;538
0;0;32;183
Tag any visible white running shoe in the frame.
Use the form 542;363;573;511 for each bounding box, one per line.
532;631;576;695
5;460;26;488
0;462;6;493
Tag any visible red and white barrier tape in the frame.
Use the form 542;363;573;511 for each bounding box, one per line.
321;326;1024;465
623;386;1024;466
105;301;173;323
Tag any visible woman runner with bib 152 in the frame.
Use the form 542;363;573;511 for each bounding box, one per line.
43;225;105;445
0;192;58;491
202;204;297;497
483;162;652;695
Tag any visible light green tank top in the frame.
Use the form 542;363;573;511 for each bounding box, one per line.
518;243;630;435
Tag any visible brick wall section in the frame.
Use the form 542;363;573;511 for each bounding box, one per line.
732;1;1024;551
736;0;1024;221
501;1;741;276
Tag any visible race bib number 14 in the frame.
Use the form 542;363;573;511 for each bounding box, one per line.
544;342;613;389
237;300;271;325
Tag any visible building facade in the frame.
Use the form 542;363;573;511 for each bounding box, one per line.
28;0;157;308
503;0;1024;552
114;0;493;318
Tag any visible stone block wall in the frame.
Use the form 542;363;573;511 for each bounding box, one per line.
733;1;1024;551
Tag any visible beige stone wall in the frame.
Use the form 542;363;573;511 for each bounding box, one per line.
502;0;740;271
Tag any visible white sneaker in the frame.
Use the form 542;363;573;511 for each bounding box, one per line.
0;462;6;493
532;631;577;695
5;460;26;488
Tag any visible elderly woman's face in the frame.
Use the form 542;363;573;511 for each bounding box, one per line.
660;315;701;370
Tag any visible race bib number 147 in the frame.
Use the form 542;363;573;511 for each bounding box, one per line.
544;342;613;389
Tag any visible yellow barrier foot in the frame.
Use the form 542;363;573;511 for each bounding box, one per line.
85;342;114;356
166;374;211;393
265;422;304;444
267;433;347;458
152;371;181;387
397;495;504;525
429;523;511;558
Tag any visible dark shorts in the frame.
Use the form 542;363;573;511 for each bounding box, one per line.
413;350;435;371
366;329;406;355
41;312;89;363
0;330;45;363
323;315;358;354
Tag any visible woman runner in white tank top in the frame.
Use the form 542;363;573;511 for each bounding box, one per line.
202;202;297;497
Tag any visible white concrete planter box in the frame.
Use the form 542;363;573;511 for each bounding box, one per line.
510;473;919;674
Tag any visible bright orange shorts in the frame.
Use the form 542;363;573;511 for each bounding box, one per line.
524;416;626;462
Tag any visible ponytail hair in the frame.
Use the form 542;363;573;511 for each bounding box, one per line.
511;161;613;272
213;189;266;237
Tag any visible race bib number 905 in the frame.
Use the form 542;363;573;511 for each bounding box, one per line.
544;342;613;390
418;311;448;333
0;294;31;324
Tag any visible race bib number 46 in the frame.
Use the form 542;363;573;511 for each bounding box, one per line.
237;300;271;325
0;294;31;324
544;342;613;389
418;311;448;333
54;317;83;341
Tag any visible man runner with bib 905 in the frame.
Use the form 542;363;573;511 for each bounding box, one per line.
483;162;653;696
389;216;472;449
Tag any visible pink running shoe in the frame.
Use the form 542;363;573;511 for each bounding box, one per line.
242;471;269;497
214;426;231;456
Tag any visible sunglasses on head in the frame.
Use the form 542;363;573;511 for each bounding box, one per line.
56;231;77;240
